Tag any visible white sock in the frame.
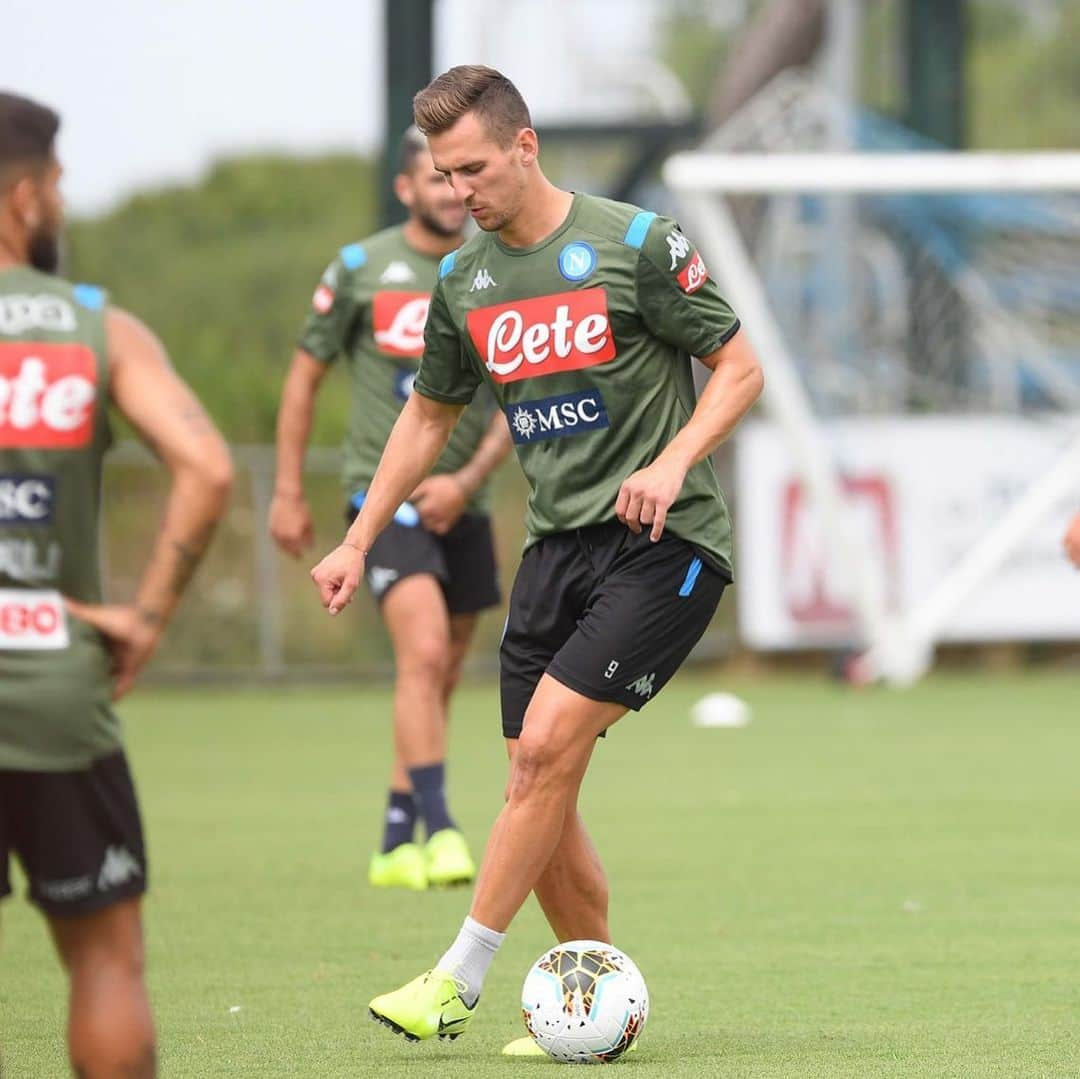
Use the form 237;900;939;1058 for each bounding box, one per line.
436;916;506;1006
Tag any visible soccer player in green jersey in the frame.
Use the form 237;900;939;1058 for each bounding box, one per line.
310;66;763;1051
0;93;233;1077
271;127;511;891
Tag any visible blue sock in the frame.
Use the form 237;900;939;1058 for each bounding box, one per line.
408;763;455;838
381;789;417;853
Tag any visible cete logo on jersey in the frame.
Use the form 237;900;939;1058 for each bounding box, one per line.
0;475;55;524
0;587;69;650
558;242;597;283
504;388;610;444
0;344;98;450
312;284;335;315
467;287;616;384
373;291;430;358
677;251;708;294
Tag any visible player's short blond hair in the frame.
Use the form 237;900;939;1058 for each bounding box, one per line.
413;65;532;149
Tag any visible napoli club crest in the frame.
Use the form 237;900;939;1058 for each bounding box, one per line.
558;241;597;282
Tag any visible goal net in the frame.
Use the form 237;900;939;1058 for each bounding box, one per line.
662;75;1080;684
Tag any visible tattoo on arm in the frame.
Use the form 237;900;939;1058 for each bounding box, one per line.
136;606;165;628
167;524;215;596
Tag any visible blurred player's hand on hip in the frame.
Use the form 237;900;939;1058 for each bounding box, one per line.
615;458;688;542
411;475;468;535
1064;512;1080;568
311;544;366;614
62;600;161;701
269;491;315;558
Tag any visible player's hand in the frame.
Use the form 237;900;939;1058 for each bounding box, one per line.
411;475;468;535
63;599;161;701
615;458;688;542
1064;512;1080;568
311;543;366;615
269;491;315;558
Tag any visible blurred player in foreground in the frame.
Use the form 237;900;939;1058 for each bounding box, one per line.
0;92;233;1077
271;127;511;891
1065;512;1080;567
310;66;763;1053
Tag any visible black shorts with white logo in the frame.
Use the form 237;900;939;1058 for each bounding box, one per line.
0;750;148;917
345;506;501;615
500;520;729;739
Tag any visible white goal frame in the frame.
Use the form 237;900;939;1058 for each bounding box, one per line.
662;151;1080;685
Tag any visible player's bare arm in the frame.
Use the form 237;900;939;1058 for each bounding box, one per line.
66;307;234;698
411;410;512;534
269;348;329;557
1065;511;1080;568
311;391;463;613
616;330;763;541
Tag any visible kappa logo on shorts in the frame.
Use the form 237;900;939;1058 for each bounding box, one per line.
466;288;616;384
97;845;142;891
505;389;609;444
625;672;655;699
368;566;399;595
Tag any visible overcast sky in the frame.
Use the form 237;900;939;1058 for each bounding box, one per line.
6;0;677;215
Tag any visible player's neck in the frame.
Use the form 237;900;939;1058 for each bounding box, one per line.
498;179;574;249
402;217;462;259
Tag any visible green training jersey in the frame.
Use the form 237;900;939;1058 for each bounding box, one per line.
297;225;493;513
0;266;119;771
413;193;741;573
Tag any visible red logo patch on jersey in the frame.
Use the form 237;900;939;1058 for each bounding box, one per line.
373;291;430;358
0;343;98;449
312;284;335;315
466;287;616;384
677;251;708;294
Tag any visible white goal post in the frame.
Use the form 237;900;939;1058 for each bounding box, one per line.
662;151;1080;685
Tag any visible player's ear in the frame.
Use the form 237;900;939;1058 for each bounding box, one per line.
393;171;415;209
517;128;539;167
9;174;41;230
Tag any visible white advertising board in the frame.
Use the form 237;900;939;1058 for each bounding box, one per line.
736;417;1080;648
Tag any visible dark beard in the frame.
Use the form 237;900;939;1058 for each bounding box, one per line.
415;207;461;240
28;227;61;274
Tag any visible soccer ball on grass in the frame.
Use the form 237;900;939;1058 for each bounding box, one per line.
521;939;648;1063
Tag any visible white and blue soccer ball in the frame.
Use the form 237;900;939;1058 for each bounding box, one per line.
521;939;648;1063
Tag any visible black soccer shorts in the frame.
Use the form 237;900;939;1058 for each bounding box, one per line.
345;504;501;615
0;750;148;917
500;520;729;738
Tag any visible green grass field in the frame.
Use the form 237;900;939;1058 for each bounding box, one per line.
2;671;1079;1077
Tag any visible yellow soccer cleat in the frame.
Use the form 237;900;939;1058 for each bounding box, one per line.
501;1035;639;1057
369;969;476;1042
368;843;427;891
424;828;476;886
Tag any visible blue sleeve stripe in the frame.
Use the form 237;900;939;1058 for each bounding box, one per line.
438;250;457;279
340;243;366;270
678;556;703;597
72;284;105;311
623;210;657;249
